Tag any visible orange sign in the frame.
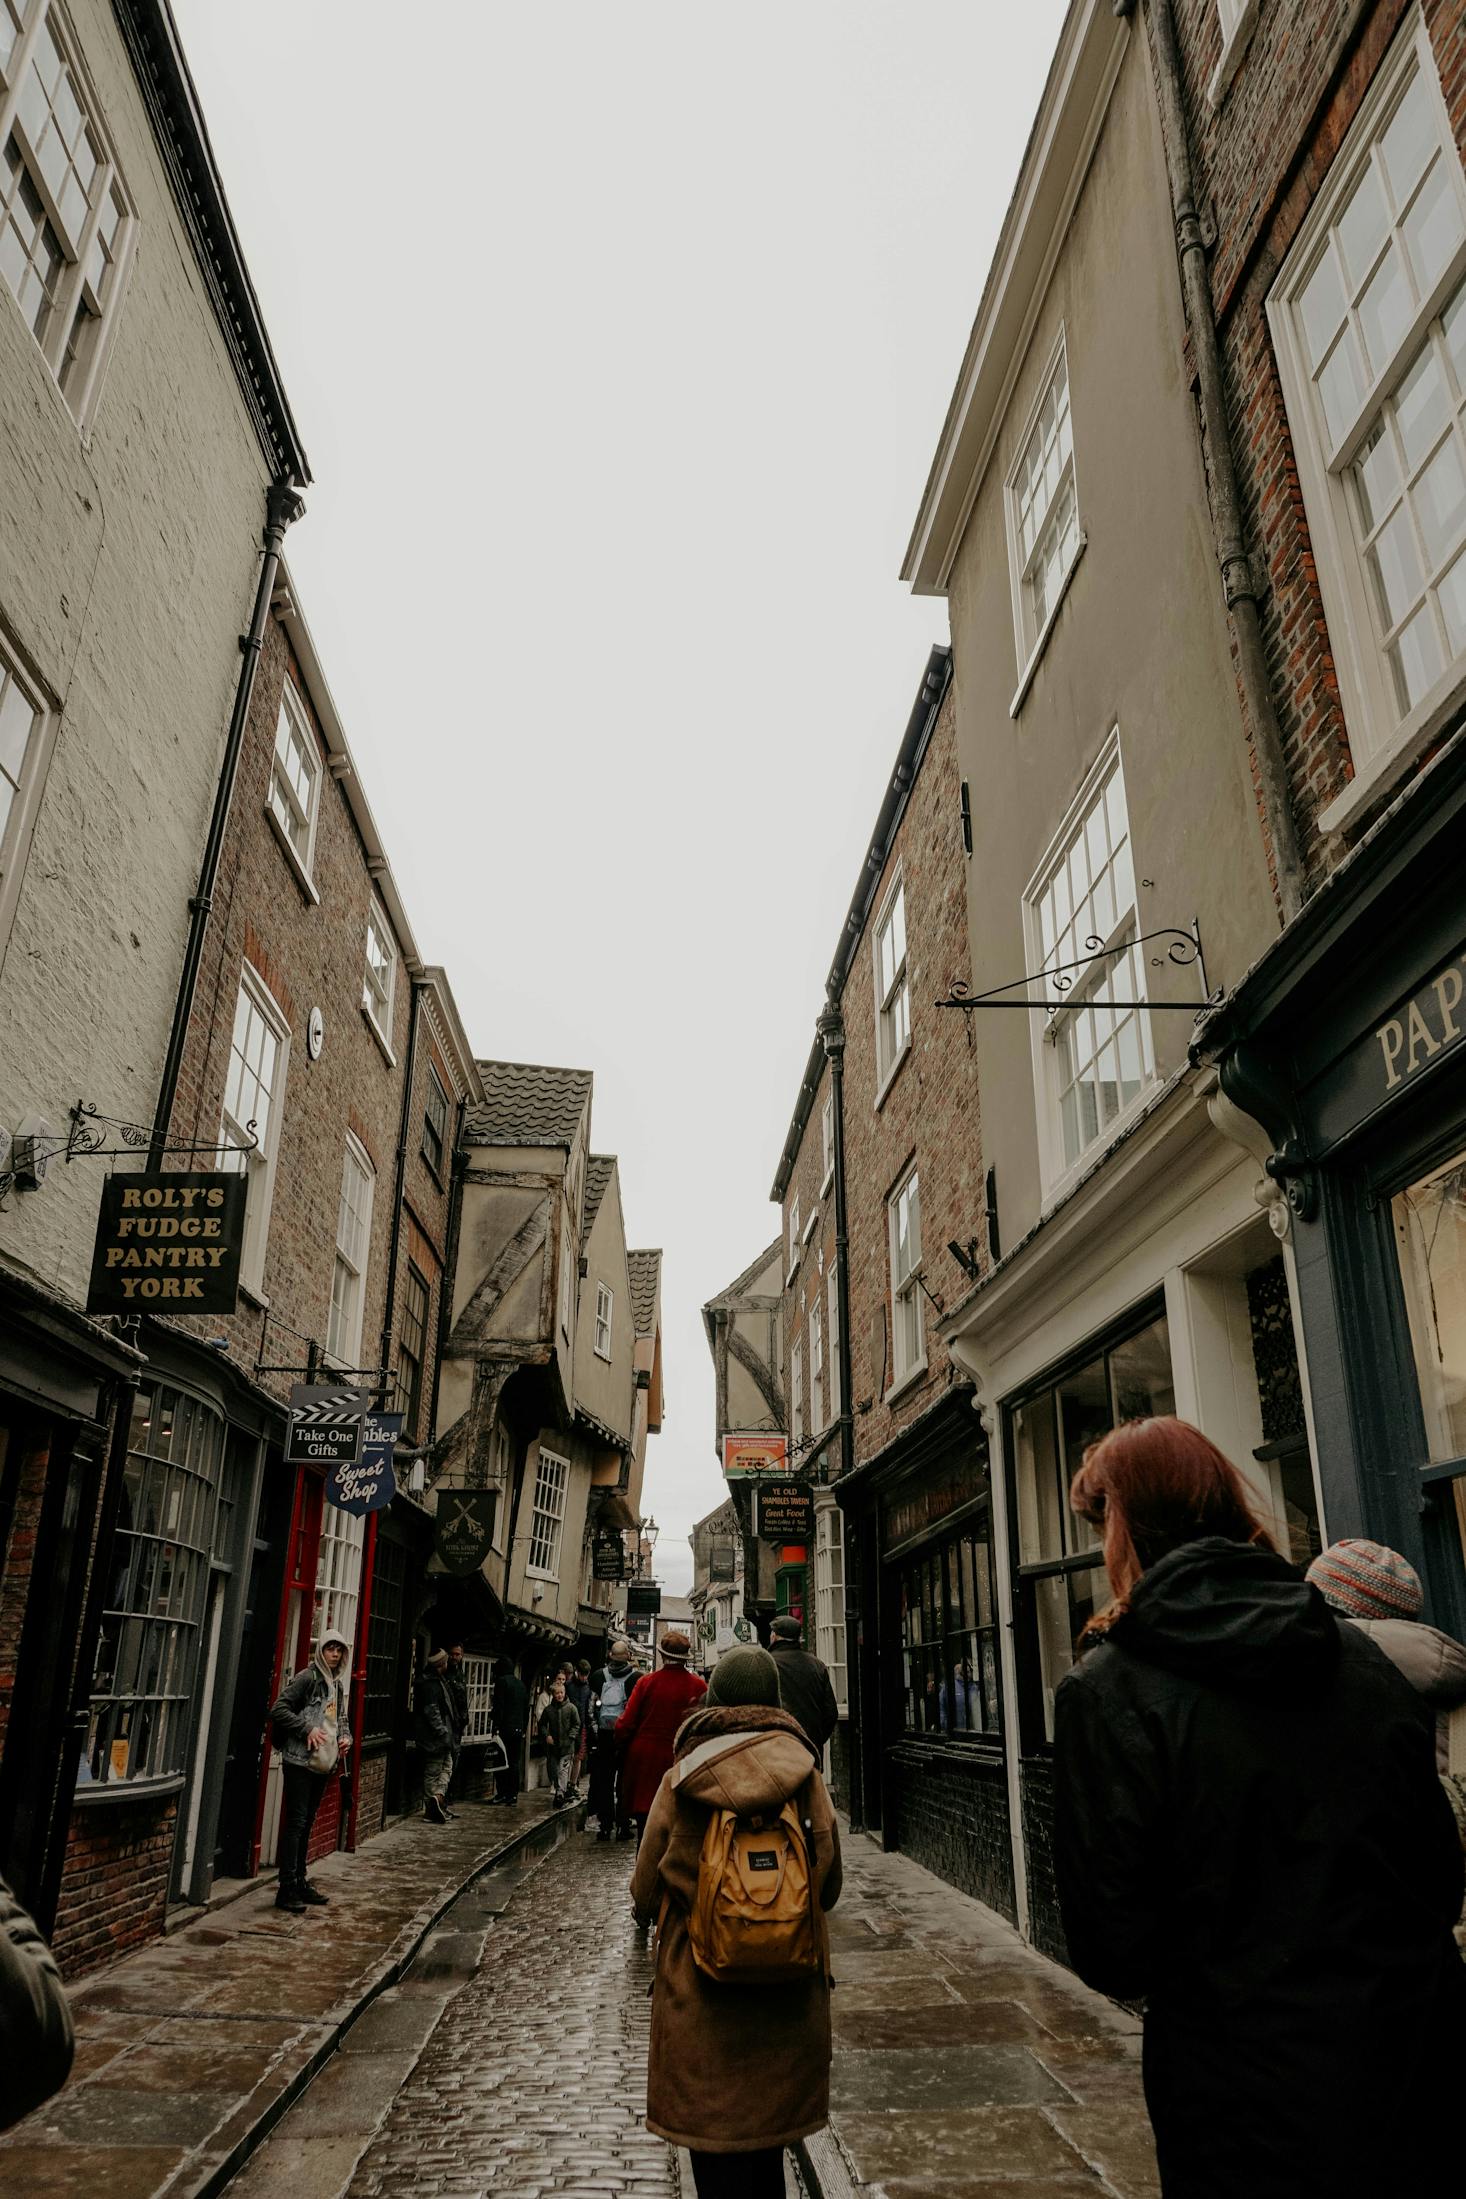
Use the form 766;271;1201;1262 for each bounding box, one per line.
723;1433;788;1477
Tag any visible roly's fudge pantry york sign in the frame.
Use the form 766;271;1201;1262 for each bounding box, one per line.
87;1171;247;1314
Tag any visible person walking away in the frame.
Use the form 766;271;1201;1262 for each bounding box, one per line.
0;1872;74;2131
270;1627;353;1912
1052;1416;1466;2199
630;1643;841;2198
445;1642;470;1804
1304;1538;1466;1771
538;1673;582;1805
564;1658;595;1803
768;1613;838;1756
492;1656;529;1805
617;1630;707;1845
416;1648;456;1825
589;1638;639;1840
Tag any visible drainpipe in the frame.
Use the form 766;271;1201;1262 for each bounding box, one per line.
818;994;864;1832
150;476;306;1156
426;1096;467;1455
1142;0;1305;922
378;977;426;1412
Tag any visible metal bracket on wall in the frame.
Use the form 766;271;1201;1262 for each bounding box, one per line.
65;1100;259;1163
935;922;1218;1022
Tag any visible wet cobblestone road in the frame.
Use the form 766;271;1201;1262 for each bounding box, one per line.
344;1824;673;2199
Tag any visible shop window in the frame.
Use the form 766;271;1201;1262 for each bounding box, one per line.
527;1448;568;1579
460;1652;496;1740
397;1260;429;1440
1269;16;1466;776
873;872;911;1093
422;1062;449;1178
83;1384;226;1787
0;2;133;424
362;1529;405;1745
1008;1309;1175;1744
1025;737;1153;1186
327;1134;374;1367
314;1501;365;1647
814;1500;847;1714
897;1520;1001;1739
1394;1148;1466;1577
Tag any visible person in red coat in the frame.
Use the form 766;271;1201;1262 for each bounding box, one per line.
617;1631;706;1843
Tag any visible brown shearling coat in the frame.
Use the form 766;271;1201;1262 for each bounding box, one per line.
629;1703;842;2154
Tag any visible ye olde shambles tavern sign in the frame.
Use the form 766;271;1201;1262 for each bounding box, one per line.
87;1171;246;1315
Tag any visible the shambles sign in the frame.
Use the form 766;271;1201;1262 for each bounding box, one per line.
327;1411;401;1516
87;1171;246;1315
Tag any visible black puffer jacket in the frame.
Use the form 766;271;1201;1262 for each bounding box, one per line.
1053;1537;1466;2199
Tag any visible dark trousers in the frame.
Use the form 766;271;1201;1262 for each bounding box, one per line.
689;2149;785;2198
588;1730;628;1831
495;1731;524;1803
279;1762;331;1894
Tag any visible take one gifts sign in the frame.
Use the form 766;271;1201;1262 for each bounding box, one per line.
326;1412;401;1515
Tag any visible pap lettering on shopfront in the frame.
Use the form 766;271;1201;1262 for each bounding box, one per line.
1376;956;1466;1092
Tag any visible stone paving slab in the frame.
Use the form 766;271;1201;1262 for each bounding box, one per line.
0;1793;582;2199
808;1832;1159;2199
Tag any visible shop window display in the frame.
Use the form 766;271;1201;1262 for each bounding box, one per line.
898;1522;1001;1739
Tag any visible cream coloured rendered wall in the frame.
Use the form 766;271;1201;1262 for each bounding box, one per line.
0;0;276;1306
572;1165;633;1442
506;1427;595;1633
944;32;1278;1255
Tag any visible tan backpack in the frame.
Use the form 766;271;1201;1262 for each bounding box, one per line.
687;1791;821;1986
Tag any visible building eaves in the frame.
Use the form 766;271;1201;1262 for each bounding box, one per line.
581;1155;616;1248
770;648;952;1201
467;1062;593;1149
626;1249;662;1337
114;2;310;485
576;1400;630;1451
420;967;485;1105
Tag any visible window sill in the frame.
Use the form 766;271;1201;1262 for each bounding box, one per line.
1009;535;1087;719
361;1005;397;1068
820;1165;834;1198
1207;0;1259;108
801;1208;819;1246
873;1039;912;1114
525;1565;560;1584
1316;668;1466;840
264;804;321;906
883;1357;929;1408
786;1253;802;1287
239;1279;270;1312
73;1772;186;1808
1037;1076;1160;1216
593;1345;612;1362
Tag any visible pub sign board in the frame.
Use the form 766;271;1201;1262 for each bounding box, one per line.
435;1488;497;1575
285;1384;367;1467
326;1411;401;1515
627;1581;662;1618
87;1171;246;1315
758;1480;814;1544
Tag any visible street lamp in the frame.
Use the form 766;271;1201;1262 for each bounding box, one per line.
639;1515;660;1576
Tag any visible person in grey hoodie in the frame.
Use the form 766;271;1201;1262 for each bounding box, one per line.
269;1627;352;1913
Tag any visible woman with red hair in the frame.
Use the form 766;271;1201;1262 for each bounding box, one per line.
1053;1416;1465;2199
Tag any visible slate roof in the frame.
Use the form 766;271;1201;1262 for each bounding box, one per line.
627;1249;662;1337
581;1155;616;1247
466;1062;592;1149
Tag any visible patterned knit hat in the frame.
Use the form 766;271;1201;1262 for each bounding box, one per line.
1306;1539;1424;1619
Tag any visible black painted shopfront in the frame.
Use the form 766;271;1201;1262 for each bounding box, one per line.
840;1388;1015;1922
1202;729;1466;1641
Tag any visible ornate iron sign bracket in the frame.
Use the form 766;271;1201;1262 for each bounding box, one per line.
65;1101;259;1163
936;923;1219;1023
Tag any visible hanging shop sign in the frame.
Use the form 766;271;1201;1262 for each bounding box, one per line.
701;1609;717;1642
733;1615;753;1643
723;1433;788;1478
627;1581;662;1618
86;1170;247;1315
326;1410;401;1515
285;1383;368;1467
434;1488;498;1575
592;1526;628;1581
708;1536;737;1581
758;1480;814;1544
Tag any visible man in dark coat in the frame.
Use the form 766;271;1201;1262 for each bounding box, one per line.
416;1649;456;1825
1054;1535;1466;2198
492;1656;529;1806
768;1614;838;1755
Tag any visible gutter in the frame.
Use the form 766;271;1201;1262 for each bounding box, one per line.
378;977;426;1412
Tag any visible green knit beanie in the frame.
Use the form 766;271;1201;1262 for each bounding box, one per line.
706;1645;780;1708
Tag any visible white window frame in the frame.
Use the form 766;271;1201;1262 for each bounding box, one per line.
1269;13;1466;827
827;1267;841;1421
326;1131;375;1369
313;1504;365;1649
1209;0;1261;109
460;1653;495;1742
362;894;397;1053
220;961;290;1297
790;1337;804;1448
0;0;134;429
872;869;911;1100
887;1164;926;1393
526;1447;569;1580
820;1093;834;1194
1005;327;1084;708
814;1497;848;1715
0;630;55;970
1023;735;1155;1196
594;1280;613;1360
787;1192;801;1281
809;1297;825;1435
266;680;321;891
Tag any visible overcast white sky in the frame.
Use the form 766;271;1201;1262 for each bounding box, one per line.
174;1;1069;1593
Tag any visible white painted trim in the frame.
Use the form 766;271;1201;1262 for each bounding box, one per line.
1317;660;1466;836
263;800;321;906
361;1002;397;1069
0;638;58;979
1207;0;1260;109
1008;535;1087;717
1004;327;1081;683
882;1358;929;1410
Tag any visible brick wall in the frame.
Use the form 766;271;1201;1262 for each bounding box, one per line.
1162;0;1466;877
357;1748;388;1838
887;1742;1015;1923
0;1422;45;1761
53;1796;177;1978
1020;1757;1066;1966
